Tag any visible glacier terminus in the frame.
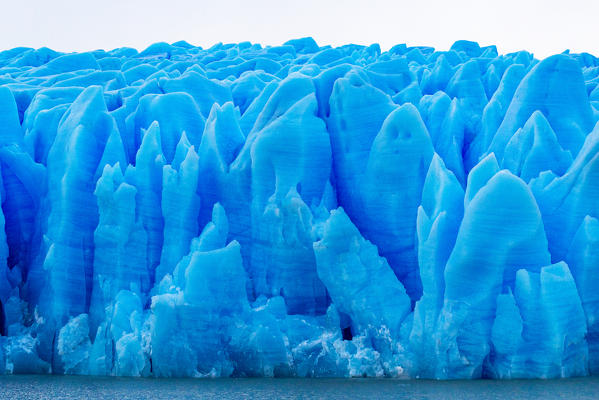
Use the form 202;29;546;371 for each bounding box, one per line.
0;38;598;379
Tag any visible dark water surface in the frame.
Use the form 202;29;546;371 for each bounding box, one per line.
1;375;599;400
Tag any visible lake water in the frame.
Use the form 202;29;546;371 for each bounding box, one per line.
1;375;599;399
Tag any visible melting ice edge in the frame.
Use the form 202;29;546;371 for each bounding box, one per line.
0;38;598;379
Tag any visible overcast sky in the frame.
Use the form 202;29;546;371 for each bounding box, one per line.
3;0;597;59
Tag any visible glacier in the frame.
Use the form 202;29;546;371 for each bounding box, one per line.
0;38;598;378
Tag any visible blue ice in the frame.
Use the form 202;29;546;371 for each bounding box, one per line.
0;39;598;378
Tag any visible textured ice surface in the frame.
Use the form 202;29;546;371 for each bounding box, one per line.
0;39;599;378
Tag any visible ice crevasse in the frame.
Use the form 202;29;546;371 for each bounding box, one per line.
0;38;599;378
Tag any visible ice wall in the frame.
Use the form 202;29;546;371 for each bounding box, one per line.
0;38;599;378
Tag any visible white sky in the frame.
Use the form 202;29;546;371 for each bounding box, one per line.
3;0;597;59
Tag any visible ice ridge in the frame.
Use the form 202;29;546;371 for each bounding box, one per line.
0;39;598;378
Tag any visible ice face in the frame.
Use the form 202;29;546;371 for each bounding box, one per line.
0;39;598;378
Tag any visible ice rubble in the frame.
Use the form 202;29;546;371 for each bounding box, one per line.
0;38;598;378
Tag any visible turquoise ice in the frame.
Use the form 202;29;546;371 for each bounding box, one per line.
0;38;598;378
